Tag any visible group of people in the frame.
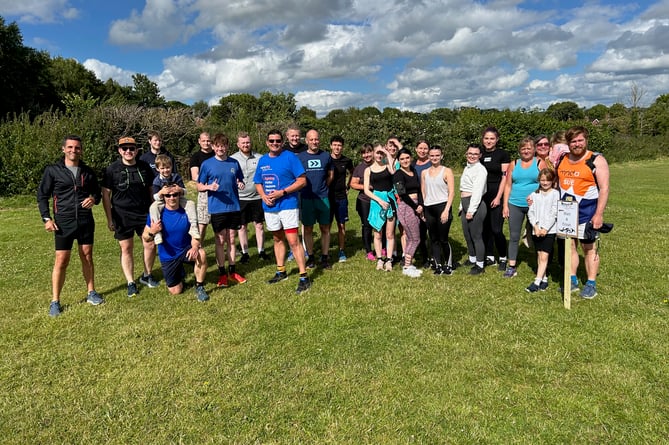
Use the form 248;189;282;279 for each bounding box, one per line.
37;124;609;317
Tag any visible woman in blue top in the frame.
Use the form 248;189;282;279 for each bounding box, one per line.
501;137;546;278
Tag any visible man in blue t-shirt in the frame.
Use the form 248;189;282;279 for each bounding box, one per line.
198;133;246;288
297;129;334;270
254;129;311;294
143;184;209;302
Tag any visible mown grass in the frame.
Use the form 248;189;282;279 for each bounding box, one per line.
1;159;668;444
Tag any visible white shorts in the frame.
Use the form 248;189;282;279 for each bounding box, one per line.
265;208;300;232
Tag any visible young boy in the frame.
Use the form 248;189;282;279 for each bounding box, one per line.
149;154;199;244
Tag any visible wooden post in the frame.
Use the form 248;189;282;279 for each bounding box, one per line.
563;237;571;310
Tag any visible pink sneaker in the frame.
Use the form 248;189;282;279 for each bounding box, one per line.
366;252;375;261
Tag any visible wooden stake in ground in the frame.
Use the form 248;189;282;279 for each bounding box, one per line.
557;199;578;310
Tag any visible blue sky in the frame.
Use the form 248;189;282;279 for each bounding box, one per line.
2;0;668;115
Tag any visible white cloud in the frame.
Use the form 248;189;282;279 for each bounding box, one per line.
0;0;79;23
83;59;135;86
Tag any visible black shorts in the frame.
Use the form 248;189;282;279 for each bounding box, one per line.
532;233;556;253
54;217;95;250
161;249;194;288
239;200;264;225
113;210;148;241
211;211;242;232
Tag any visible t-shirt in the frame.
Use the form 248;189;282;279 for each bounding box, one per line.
413;160;431;183
283;141;307;154
103;159;155;224
329;155;354;200
352;162;371;203
230;151;261;201
481;148;510;192
254;150;305;212
140;149;176;174
198;156;244;214
148;207;191;262
152;172;185;196
189;150;215;178
297;150;333;199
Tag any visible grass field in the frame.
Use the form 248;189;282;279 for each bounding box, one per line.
1;159;668;444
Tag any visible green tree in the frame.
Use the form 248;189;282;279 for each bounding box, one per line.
132;73;165;108
546;101;584;121
0;17;57;119
48;57;105;108
586;104;608;121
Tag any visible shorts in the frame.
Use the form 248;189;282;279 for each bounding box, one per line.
265;208;300;232
239;199;264;225
532;233;556;253
54;217;95;250
113;215;147;241
160;249;194;288
197;191;210;225
577;222;597;244
211;212;242;232
330;198;349;224
301;197;331;226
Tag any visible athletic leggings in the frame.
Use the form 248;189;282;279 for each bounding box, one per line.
356;197;373;254
424;202;453;267
461;196;487;263
397;199;421;259
507;204;528;264
483;190;508;258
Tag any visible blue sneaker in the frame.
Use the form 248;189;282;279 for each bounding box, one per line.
127;282;139;298
503;266;517;278
580;283;597;299
268;271;288;284
196;285;210;302
139;274;160;288
296;278;311;295
525;282;540;293
286;251;295;262
539;281;549;291
49;301;62;317
86;290;104;305
338;249;347;263
558;282;580;294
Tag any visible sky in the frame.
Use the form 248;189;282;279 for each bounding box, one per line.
2;0;669;116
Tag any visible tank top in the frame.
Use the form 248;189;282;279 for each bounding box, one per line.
370;167;393;192
423;166;449;206
509;158;540;208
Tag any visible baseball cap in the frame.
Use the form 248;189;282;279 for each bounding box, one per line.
118;136;136;146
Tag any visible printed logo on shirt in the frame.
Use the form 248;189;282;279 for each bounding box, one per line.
308;159;322;169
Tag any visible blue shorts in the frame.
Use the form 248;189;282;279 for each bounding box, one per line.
301;197;331;226
330;198;349;224
160;249;195;288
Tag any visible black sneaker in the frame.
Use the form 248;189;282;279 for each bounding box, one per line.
138;274;160;288
306;258;316;269
127;282;139;298
497;260;507;272
539;281;549;291
321;260;332;270
268;271;288;284
469;265;485;275
463;259;475;267
296;277;311;294
484;258;496;268
240;252;250;264
258;251;270;261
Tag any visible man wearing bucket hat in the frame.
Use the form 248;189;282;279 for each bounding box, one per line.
102;136;160;298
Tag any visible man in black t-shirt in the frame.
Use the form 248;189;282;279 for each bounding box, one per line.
328;135;354;262
139;130;176;174
189;132;215;240
283;124;307;154
102;136;159;298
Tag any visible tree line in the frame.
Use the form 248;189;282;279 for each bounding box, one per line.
1;16;668;197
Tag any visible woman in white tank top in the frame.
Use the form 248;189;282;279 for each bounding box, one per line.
421;145;455;274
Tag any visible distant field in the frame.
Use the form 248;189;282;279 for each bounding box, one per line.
1;159;668;443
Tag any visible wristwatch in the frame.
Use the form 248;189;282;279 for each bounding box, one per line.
42;217;51;223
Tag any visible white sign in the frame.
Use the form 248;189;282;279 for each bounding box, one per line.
557;200;579;238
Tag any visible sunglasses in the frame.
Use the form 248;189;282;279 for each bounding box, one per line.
268;139;282;143
536;142;550;147
120;146;137;152
164;193;180;198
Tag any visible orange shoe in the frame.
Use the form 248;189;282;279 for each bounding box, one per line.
217;274;229;287
229;272;247;284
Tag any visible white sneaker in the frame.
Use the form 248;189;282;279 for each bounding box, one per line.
402;266;422;278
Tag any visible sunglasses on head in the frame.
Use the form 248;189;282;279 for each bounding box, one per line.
268;139;282;143
164;193;180;198
120;146;137;152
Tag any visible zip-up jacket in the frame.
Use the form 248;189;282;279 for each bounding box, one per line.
37;159;101;221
